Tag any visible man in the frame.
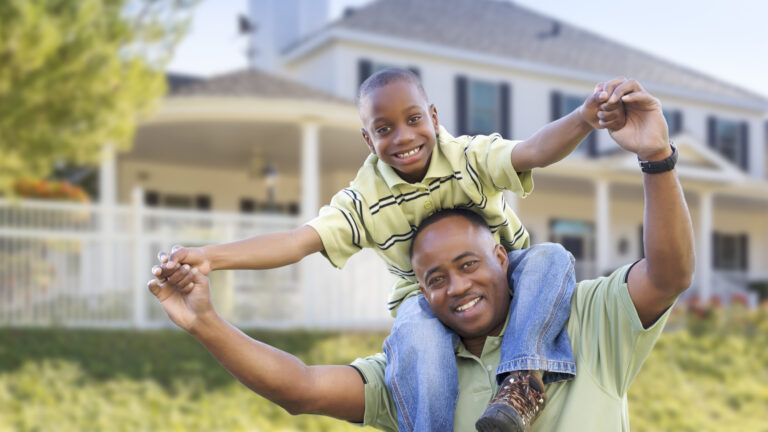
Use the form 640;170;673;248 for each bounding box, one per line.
148;80;694;431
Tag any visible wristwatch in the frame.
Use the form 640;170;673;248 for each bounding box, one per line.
638;143;677;174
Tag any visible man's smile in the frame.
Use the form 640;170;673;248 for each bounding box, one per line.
454;295;483;313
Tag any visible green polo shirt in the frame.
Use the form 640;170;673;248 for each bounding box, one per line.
351;264;675;431
307;126;533;314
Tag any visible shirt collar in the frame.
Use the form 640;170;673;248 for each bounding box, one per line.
455;311;510;360
376;125;456;189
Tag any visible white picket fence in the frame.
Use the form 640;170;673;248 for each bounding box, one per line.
0;194;395;330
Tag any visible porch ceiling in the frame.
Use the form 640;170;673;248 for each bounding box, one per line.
123;121;368;173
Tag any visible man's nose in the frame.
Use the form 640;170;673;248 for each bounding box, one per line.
447;273;472;297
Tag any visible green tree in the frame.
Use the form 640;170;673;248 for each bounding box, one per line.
0;0;195;195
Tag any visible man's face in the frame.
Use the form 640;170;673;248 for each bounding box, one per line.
358;80;439;183
411;216;511;341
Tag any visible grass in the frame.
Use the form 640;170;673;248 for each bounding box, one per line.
0;306;766;431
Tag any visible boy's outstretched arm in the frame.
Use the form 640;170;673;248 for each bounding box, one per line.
510;77;629;172
156;225;324;278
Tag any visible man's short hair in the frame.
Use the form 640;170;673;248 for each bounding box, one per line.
409;208;490;257
357;68;428;107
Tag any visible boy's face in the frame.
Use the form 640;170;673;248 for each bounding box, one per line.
358;80;439;183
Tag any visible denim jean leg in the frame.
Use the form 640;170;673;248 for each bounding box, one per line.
496;243;577;384
383;295;458;432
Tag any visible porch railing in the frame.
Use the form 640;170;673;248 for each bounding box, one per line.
0;194;395;330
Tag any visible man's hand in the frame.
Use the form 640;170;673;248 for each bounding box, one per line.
604;79;670;160
579;78;628;131
148;255;215;333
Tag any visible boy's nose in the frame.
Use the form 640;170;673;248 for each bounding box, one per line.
394;128;415;146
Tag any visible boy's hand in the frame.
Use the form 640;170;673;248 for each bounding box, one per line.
155;245;212;280
605;80;669;160
579;78;628;131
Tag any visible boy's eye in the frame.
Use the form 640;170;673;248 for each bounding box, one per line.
408;115;422;125
375;126;391;135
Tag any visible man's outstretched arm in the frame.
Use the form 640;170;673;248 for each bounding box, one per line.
147;264;366;422
605;81;695;327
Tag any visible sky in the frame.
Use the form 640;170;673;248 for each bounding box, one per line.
167;0;768;98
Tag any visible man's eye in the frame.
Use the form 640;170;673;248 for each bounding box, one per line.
461;260;479;271
408;115;422;124
427;275;445;288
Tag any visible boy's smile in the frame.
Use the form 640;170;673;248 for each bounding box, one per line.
359;80;440;183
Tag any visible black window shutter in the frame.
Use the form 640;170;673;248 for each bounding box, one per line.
499;83;511;137
196;195;211;211
550;91;562;121
456;75;468;135
740;121;750;171
358;59;373;87
672;110;683;135
739;233;749;271
408;67;420;78
707;116;717;148
712;232;720;268
586;131;598;157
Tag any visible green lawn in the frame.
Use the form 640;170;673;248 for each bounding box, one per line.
1;307;766;431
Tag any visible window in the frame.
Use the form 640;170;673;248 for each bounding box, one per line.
707;116;749;170
240;198;300;216
357;59;420;87
455;76;510;136
144;191;211;210
548;219;595;261
713;232;748;271
550;91;596;156
663;109;683;135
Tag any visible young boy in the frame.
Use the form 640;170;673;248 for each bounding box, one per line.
153;69;627;432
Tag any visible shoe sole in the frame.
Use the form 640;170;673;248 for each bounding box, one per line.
475;404;526;432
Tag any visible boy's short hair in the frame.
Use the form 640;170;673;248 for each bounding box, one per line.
409;208;490;257
357;68;428;107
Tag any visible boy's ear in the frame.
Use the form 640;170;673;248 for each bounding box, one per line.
429;104;439;130
361;128;375;153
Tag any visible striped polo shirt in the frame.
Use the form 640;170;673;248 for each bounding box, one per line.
307;126;533;315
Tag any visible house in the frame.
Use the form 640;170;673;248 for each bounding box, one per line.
3;0;767;328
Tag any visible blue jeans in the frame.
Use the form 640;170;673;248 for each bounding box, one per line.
382;243;576;431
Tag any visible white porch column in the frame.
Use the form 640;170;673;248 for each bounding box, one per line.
99;144;117;318
595;179;610;276
503;191;519;214
301;123;320;222
300;123;321;327
99;143;117;207
697;192;713;301
131;187;147;328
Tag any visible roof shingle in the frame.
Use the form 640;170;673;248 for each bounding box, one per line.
329;0;766;105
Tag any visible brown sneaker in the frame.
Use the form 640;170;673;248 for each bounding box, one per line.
475;371;547;432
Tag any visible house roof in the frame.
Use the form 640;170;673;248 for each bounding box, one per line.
169;69;351;104
323;0;766;107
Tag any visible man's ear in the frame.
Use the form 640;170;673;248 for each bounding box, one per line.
429;104;439;131
361;128;375;154
494;243;508;271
